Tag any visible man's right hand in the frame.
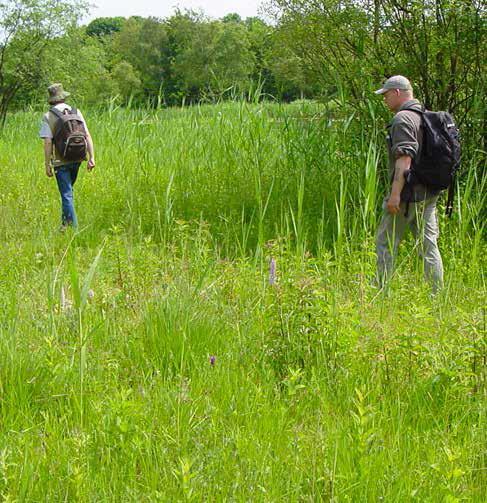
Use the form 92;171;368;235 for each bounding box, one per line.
45;165;53;177
87;158;96;171
386;193;401;214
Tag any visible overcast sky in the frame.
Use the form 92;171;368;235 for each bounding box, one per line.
85;0;265;22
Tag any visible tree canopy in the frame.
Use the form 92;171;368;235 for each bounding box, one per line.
0;0;87;124
0;0;484;142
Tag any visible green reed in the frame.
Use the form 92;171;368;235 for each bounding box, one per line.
0;101;484;501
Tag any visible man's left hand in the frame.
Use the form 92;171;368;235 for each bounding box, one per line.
386;194;401;215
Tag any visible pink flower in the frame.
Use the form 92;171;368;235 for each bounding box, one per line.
269;258;276;285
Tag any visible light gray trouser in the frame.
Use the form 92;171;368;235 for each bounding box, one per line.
376;196;444;291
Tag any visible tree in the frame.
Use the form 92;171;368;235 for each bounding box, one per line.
378;0;486;119
245;17;276;97
40;27;117;106
266;0;486;120
267;1;378;100
267;41;315;100
168;13;256;101
110;16;168;102
170;19;217;100
163;11;210;102
86;16;126;37
212;21;255;95
221;13;243;24
0;0;88;127
111;61;142;102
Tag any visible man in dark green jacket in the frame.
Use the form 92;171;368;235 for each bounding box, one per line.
375;75;443;292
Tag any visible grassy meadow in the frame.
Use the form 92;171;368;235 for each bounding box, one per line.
0;101;485;501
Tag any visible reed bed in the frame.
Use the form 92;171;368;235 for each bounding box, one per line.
0;101;485;501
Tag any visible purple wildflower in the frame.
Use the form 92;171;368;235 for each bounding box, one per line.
209;355;216;366
269;257;277;285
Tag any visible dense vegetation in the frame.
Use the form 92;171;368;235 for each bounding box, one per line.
1;2;485;122
0;101;485;500
0;0;485;500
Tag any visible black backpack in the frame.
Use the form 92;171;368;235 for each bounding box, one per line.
50;107;88;162
405;108;461;216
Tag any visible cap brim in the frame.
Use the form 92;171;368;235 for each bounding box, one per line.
374;88;387;95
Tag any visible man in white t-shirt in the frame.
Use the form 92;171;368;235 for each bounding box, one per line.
39;83;96;230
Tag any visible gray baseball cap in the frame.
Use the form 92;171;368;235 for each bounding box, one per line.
374;75;412;94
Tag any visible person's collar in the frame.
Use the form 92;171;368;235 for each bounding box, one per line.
398;99;420;112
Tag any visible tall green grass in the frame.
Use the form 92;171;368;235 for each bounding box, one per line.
0;101;485;500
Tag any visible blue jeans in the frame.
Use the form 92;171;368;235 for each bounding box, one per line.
55;162;81;227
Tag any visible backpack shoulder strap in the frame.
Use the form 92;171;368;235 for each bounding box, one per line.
50;105;74;118
49;107;64;120
401;107;424;116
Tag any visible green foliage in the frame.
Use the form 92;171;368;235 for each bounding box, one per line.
268;0;487;121
268;41;316;99
211;21;256;94
85;16;125;37
40;28;117;105
0;0;88;124
0;103;485;499
111;61;142;102
168;14;218;98
221;12;243;24
1;9;279;110
110;16;168;101
1;0;485;132
167;14;256;101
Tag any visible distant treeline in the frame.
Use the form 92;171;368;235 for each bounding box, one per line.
6;10;308;109
0;1;485;133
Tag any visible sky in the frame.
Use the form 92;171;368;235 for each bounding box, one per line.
85;0;265;22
